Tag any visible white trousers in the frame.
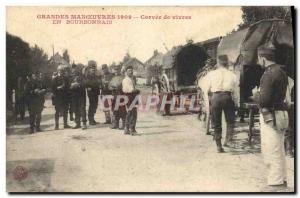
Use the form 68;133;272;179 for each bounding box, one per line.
260;111;289;185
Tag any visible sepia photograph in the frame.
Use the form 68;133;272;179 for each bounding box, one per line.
6;6;295;193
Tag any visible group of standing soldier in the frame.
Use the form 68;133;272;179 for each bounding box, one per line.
18;60;139;135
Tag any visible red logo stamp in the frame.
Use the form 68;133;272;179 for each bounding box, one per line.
13;166;28;181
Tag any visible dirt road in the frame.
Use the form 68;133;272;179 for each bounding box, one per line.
6;96;294;192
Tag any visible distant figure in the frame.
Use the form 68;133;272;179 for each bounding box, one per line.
205;55;238;152
64;67;74;122
109;64;126;130
85;60;101;125
101;64;113;124
24;73;47;133
255;45;289;190
70;65;87;130
122;65;140;135
52;65;71;130
15;76;26;120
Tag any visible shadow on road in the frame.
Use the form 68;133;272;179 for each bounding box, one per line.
139;130;184;136
229;129;261;155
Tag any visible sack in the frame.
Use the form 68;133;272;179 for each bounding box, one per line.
274;111;289;131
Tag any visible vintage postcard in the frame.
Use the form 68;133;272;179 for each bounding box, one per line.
6;6;295;192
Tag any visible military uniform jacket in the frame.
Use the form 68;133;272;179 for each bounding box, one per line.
51;75;70;103
102;72;114;95
85;75;101;97
25;79;46;110
70;75;86;98
259;64;288;110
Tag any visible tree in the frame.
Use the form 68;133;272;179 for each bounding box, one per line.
29;44;49;73
6;32;31;110
238;6;292;30
63;49;70;64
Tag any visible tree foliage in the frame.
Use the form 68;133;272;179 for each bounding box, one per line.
238;6;292;30
29;45;49;73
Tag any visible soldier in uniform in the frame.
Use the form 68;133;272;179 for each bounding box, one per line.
16;76;26;120
254;45;289;190
205;55;238;153
24;72;47;133
109;64;126;130
101;64;113;124
65;67;74;122
70;64;87;130
122;65;140;135
85;60;101;125
52;65;71;130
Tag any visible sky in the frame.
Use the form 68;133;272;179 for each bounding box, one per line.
6;6;243;66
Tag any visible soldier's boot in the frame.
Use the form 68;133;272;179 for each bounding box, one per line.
35;114;42;132
72;121;81;129
124;123;130;135
104;111;111;124
30;126;34;134
110;113;119;129
216;139;225;153
55;113;59;130
70;113;74;121
119;120;125;130
36;121;42;132
110;122;119;129
63;115;71;129
89;119;97;125
130;129;138;136
82;122;87;130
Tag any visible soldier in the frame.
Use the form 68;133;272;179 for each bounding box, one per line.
65;67;74;122
24;72;47;133
101;64;113;124
85;60;101;125
109;64;126;130
254;45;289;190
70;64;87;130
205;55;238;152
52;65;71;130
122;65;140;135
15;76;26;120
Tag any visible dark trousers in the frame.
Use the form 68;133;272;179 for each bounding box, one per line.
88;95;98;122
125;107;137;131
72;96;87;125
111;96;126;127
112;107;127;127
211;92;235;140
55;102;68;126
28;103;43;130
16;97;25;120
68;99;74;119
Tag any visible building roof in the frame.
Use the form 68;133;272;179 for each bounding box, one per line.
145;50;164;66
49;52;69;66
